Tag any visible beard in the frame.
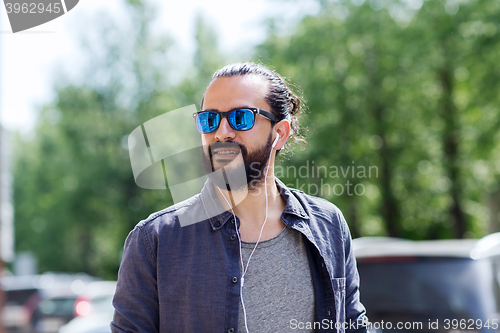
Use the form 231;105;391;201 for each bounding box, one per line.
201;132;273;192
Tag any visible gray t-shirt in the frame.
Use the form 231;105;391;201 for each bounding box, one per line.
237;226;315;333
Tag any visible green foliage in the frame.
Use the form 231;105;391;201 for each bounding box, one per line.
258;0;500;239
12;0;500;278
12;1;224;278
13;86;170;278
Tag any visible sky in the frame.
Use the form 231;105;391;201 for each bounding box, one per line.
0;0;319;134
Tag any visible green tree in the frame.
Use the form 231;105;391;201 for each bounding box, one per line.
407;0;500;238
257;0;500;239
13;0;228;277
13;0;175;278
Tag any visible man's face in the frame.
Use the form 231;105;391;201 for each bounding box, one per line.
200;75;275;190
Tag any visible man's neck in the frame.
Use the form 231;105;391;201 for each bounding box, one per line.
214;174;286;242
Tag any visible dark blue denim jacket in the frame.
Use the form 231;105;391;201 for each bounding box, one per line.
112;179;368;333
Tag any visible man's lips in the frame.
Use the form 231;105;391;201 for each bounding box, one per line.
209;142;241;160
212;150;240;164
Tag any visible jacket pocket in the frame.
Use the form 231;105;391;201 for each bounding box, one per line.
332;277;346;333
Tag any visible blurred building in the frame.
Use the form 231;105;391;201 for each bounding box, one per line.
0;11;5;332
0;126;14;265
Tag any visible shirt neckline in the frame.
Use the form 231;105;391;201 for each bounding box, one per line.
240;226;289;249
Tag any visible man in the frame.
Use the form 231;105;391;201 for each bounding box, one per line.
112;63;368;333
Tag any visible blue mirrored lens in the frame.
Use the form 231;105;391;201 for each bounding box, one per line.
229;109;254;130
197;112;220;133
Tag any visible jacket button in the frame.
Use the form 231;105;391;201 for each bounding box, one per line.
228;328;235;333
230;218;235;224
214;221;221;227
231;277;238;283
230;234;236;240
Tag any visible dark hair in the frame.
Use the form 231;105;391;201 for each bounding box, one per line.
207;62;307;154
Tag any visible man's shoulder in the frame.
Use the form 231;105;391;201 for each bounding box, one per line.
135;193;203;231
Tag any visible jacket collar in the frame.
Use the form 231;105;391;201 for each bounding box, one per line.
276;178;309;222
200;178;309;231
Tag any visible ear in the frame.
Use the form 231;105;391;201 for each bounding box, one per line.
273;119;291;150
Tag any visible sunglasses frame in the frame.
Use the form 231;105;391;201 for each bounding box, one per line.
193;107;280;134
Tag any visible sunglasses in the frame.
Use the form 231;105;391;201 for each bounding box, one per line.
193;107;279;134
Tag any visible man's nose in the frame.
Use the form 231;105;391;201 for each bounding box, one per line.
215;118;236;141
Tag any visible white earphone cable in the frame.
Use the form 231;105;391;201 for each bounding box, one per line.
216;136;276;333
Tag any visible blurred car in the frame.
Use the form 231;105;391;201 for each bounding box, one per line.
58;281;116;333
2;272;96;333
353;234;500;332
30;290;79;333
2;275;41;333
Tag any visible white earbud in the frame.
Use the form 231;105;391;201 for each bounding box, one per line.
272;135;280;148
